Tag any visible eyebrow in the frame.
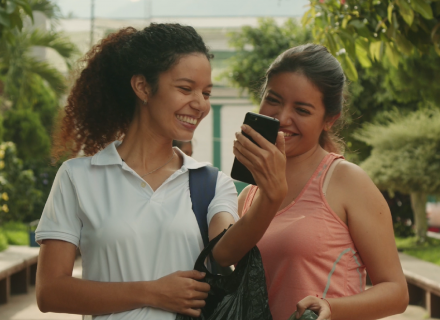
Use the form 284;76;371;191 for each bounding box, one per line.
267;89;315;109
175;78;213;88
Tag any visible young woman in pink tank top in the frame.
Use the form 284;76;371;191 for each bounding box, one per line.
235;44;408;320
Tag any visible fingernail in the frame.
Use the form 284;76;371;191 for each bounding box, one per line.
201;272;206;276
235;132;239;137
241;124;247;131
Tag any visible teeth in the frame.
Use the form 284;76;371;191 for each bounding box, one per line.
176;115;197;125
283;132;294;137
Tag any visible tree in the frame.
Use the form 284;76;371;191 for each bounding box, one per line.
0;0;33;43
354;108;440;242
222;18;313;103
0;1;77;109
0;0;78;160
303;0;440;80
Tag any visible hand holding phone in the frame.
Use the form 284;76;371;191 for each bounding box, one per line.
231;112;285;196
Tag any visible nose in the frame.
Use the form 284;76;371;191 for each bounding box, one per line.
189;91;209;113
277;108;293;127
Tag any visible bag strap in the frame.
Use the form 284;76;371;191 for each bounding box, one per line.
188;166;219;247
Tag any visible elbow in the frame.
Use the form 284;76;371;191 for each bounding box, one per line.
36;283;52;313
216;258;235;268
211;247;236;268
393;280;409;314
399;284;410;314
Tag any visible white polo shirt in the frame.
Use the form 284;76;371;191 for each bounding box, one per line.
35;141;239;320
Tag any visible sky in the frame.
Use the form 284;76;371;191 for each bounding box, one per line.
53;0;310;19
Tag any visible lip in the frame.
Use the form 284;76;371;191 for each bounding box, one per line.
176;114;199;131
280;130;299;139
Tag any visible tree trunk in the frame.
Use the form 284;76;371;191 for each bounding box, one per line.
409;192;428;243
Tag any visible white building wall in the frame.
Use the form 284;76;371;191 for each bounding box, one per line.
192;107;213;164
221;105;255;176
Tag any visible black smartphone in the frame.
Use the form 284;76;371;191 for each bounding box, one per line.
231;112;280;185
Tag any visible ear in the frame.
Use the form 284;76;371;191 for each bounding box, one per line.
324;113;341;131
131;74;150;105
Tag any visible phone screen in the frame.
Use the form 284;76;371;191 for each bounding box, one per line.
230;112;280;185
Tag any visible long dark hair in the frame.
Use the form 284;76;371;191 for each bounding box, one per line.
53;23;212;160
262;44;346;154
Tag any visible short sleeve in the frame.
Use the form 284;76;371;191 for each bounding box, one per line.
207;171;239;226
35;162;82;247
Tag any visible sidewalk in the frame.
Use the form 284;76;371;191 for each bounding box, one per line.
0;258;82;320
0;258;435;320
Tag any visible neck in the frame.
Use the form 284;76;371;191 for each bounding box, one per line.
285;145;328;174
116;109;176;171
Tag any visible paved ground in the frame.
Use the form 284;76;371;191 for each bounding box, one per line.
0;258;435;320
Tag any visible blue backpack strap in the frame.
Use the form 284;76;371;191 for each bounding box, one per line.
188;166;219;247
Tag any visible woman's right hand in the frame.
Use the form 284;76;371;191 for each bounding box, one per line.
233;125;287;203
149;270;210;317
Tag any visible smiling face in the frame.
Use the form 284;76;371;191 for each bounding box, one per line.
135;53;212;142
260;72;332;157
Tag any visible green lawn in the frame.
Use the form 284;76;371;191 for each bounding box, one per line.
0;221;30;249
395;236;440;266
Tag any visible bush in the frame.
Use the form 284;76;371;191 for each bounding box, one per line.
0;231;8;252
0;142;42;224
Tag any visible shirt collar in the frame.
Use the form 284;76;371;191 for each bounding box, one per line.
91;140;211;170
174;147;210;170
91;141;123;166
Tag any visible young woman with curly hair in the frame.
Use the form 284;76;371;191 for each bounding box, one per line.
35;23;287;320
238;44;409;320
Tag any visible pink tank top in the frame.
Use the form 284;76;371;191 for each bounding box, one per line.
242;153;366;320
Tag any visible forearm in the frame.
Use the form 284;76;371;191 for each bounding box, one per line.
37;276;155;315
328;281;408;320
212;193;282;266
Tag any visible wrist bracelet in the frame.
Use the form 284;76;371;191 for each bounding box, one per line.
321;297;332;317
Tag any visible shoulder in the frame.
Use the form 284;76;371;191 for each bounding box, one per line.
57;156;94;185
332;160;375;190
63;156;93;171
332;160;388;214
215;170;237;195
238;185;254;217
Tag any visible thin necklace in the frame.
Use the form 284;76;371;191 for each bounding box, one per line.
140;151;176;178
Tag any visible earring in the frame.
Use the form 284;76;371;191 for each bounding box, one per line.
143;100;147;105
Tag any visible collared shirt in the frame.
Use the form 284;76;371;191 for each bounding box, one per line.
36;141;239;320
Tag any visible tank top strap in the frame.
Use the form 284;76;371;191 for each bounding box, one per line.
317;153;345;187
242;185;258;216
299;153;344;203
241;153;344;215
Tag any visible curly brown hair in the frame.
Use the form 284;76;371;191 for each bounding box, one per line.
52;23;212;160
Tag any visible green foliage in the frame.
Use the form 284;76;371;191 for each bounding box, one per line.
0;0;33;43
3;108;51;160
304;0;440;80
25;159;61;222
222;18;313;103
355;108;440;195
395;236;440;266
0;230;7;251
0;141;42;224
2;221;29;245
0;27;78;108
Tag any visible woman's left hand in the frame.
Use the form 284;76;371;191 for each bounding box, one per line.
296;296;331;320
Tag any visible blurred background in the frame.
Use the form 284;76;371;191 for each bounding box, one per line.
0;0;439;318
